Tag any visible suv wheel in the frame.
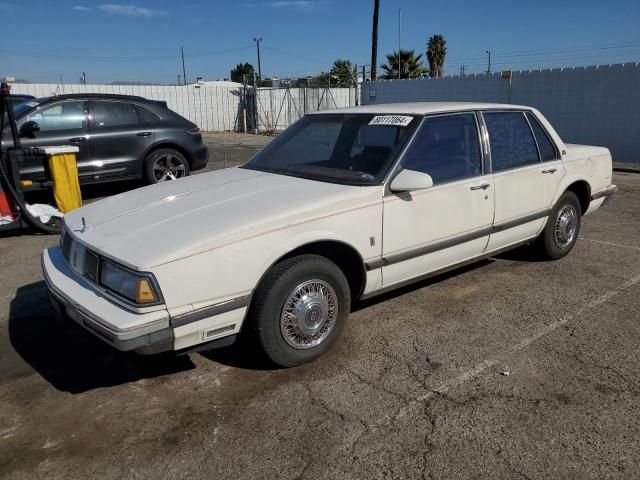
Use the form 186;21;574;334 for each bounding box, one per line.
250;254;351;367
144;148;190;184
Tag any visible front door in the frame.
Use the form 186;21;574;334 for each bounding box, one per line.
481;111;565;251
87;100;154;181
14;100;90;183
382;113;495;287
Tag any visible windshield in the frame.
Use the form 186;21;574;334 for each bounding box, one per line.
2;99;42;127
243;113;418;185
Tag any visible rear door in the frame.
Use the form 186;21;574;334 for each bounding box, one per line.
15;100;90;182
87;100;154;180
482;110;565;251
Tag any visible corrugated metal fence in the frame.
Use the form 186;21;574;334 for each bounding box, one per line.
361;63;640;163
10;83;357;133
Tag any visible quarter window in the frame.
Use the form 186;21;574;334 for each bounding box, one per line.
526;112;558;161
91;101;139;128
484;112;539;171
401;113;482;184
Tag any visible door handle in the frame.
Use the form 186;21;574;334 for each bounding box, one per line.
69;137;86;143
136;131;152;137
470;183;491;190
541;168;557;174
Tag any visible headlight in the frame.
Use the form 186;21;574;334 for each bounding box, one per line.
99;260;160;305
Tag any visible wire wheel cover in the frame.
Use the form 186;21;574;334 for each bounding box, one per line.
554;205;578;248
280;279;338;349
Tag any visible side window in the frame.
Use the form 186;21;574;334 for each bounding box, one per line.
401;114;482;184
526;112;558;161
91;101;139;128
136;105;160;124
484;112;539;171
23;101;85;131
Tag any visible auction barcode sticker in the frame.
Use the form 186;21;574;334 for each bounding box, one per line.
368;115;413;127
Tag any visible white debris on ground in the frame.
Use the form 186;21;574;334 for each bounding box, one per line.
26;204;63;223
501;370;511;376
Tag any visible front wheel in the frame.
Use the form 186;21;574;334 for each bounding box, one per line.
144;148;190;184
250;254;351;367
540;191;581;259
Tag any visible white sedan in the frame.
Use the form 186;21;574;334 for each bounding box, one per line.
43;102;616;367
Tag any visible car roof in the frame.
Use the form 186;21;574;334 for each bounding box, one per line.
45;93;154;103
310;101;532;115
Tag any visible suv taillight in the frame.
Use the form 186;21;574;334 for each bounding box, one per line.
187;127;200;134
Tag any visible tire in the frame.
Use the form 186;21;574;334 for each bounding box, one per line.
144;148;190;184
540;191;582;259
250;254;351;367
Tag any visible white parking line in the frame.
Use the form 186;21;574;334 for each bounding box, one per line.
579;237;640;251
394;271;640;418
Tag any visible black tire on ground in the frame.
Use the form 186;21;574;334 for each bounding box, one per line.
144;148;190;184
249;254;351;367
540;190;582;260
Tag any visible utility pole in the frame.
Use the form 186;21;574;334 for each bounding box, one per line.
370;0;379;81
397;8;402;80
181;46;187;85
253;37;263;83
485;50;491;74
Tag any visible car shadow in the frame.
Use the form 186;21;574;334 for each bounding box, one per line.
8;281;195;394
199;336;277;371
353;259;494;312
494;242;552;262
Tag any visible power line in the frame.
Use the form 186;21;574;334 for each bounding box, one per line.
445;42;640;63
0;46;254;62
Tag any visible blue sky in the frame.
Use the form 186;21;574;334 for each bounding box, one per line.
1;0;639;84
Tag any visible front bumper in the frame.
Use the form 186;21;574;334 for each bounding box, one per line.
42;247;174;354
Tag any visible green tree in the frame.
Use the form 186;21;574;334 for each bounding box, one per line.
330;59;356;87
381;49;426;79
230;62;255;84
426;34;447;77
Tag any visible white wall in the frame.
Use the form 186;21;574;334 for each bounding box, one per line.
10;83;357;133
361;63;640;163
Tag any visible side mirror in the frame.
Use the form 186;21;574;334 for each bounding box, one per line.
390;169;434;193
20;120;40;137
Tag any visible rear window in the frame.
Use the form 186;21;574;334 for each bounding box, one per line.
136;105;161;123
484;112;539;172
91;101;139;128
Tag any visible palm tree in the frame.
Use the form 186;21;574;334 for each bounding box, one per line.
426;34;447;77
371;0;380;81
381;49;427;79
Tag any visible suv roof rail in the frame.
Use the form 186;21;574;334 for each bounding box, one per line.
51;93;151;101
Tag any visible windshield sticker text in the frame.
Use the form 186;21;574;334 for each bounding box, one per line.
368;115;413;127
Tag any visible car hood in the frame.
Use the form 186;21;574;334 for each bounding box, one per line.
64;168;381;269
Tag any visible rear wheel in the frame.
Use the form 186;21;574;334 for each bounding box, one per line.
540;191;581;259
144;148;190;184
250;254;351;367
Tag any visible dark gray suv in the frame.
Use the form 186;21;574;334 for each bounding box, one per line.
2;93;208;187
